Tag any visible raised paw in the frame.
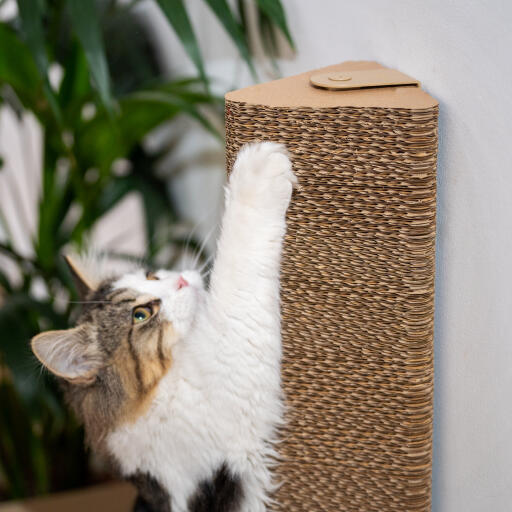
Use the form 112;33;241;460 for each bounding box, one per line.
228;142;297;213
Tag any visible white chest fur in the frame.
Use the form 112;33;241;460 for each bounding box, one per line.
107;312;283;512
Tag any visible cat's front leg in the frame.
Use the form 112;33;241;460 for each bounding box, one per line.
203;142;295;512
207;142;296;339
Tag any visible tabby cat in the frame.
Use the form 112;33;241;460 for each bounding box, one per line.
31;142;297;512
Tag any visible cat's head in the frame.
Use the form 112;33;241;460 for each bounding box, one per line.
31;255;204;444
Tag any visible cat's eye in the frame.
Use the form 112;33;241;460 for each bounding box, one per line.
133;305;153;324
146;271;159;281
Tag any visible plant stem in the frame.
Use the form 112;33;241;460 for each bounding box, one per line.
0;243;25;265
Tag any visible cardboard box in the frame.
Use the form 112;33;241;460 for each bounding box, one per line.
0;483;136;512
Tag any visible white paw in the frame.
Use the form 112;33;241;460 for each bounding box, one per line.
228;142;297;212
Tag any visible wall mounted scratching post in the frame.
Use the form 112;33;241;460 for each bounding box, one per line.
225;62;438;512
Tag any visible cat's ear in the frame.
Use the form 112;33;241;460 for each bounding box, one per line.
64;254;97;300
31;325;103;384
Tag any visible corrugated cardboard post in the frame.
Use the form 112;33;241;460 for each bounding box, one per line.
225;61;438;512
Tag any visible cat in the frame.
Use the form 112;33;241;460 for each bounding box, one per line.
31;142;297;512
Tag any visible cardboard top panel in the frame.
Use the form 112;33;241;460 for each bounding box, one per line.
225;61;438;109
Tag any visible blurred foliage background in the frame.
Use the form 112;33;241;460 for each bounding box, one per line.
0;0;293;500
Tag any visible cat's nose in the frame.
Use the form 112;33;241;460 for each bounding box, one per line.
177;276;189;290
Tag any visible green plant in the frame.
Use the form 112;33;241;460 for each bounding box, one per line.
0;0;293;500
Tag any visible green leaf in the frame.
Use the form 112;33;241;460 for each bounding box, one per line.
129;146;177;256
158;78;224;105
17;0;48;75
73;97;173;174
17;0;63;124
126;91;221;139
95;175;135;219
236;0;248;38
73;115;122;174
0;380;33;498
58;39;92;122
67;0;114;113
256;0;295;49
131;175;169;256
258;9;279;73
0;23;41;108
36;143;74;269
74;82;220;173
0;267;12;293
94;167;173;257
155;0;209;88
203;0;256;79
0;296;53;405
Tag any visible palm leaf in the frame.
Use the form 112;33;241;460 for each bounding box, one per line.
126;91;221;139
74;81;220;174
67;0;114;113
0;23;41;110
16;0;62;123
58;39;92;122
256;0;295;49
203;0;256;78
155;0;209;88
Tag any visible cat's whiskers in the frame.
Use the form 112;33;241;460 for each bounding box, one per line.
177;205;219;272
69;300;113;304
180;210;214;268
181;223;198;263
197;252;215;276
191;225;216;272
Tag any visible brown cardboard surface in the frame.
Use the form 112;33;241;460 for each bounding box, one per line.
225;61;438;109
0;483;136;512
310;68;419;90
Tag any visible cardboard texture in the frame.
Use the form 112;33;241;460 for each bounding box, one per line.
309;68;420;91
0;483;136;512
225;61;438;511
226;61;437;109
